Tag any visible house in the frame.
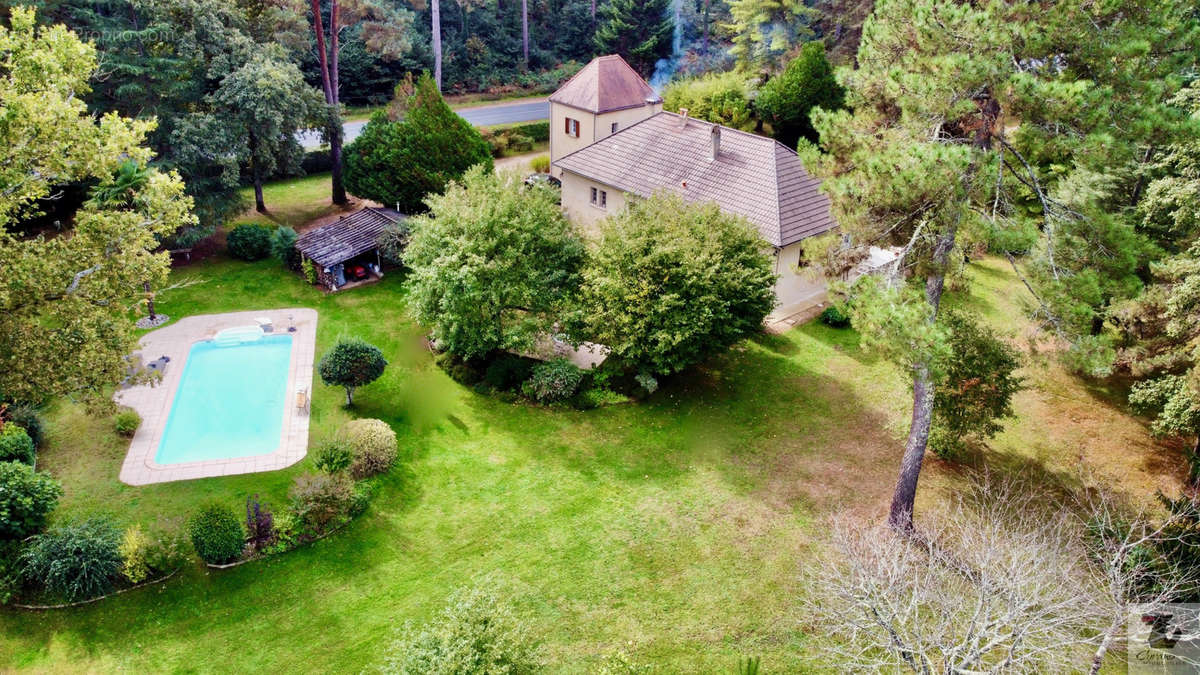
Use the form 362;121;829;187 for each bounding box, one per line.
295;206;404;291
549;56;837;316
548;54;663;180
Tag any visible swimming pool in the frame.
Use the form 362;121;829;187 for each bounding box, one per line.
155;333;294;465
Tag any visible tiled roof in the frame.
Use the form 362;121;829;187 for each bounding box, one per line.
553;112;835;248
548;55;662;114
296;207;404;268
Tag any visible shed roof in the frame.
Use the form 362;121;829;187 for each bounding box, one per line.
548;55;661;114
296;207;404;268
553;112;835;248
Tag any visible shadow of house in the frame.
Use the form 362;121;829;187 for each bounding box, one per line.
296;207;404;291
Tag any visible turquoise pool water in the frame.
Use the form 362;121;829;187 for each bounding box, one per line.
155;334;293;465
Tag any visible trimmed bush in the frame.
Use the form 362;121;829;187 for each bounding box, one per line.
523;359;583;403
0;461;62;539
21;517;122;602
271;226;301;270
289;472;355;534
529;155;550;174
340;419;398;479
188;503;245;565
7;404;45;448
114;408;141;437
314;440;353;474
382;585;538;673
819;305;852;329
483;354;537;392
226;223;273;261
0;424;35;465
144;523;190;574
318;339;388;406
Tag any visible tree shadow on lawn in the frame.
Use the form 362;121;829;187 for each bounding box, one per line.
472;334;903;517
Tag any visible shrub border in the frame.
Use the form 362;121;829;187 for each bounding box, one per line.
11;568;180;611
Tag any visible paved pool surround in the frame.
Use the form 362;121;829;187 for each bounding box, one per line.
116;309;318;485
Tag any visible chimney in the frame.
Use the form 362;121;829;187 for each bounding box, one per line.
678;108;689;129
710;125;721;161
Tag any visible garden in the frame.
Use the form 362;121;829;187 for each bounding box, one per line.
0;205;1184;669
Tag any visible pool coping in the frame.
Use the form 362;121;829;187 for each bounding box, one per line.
115;309;318;486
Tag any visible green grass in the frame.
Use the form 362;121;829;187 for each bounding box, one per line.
235;173;347;231
0;188;1183;671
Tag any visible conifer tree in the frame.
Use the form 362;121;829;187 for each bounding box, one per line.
593;0;674;78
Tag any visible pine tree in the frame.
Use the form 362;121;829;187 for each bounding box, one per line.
593;0;674;78
810;0;1198;530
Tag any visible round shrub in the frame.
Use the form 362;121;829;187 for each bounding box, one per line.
21;517;122;602
318;338;388;406
8;403;45;448
383;585;538;673
187;503;245;565
314;440;353;474
530;155;550;174
819;305;852;329
0;424;35;465
226;223;273;261
339;419;398;479
289;472;355;534
522;359;583;403
0;461;62;539
114;408;141;437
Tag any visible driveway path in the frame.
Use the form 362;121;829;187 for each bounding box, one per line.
298;98;550;150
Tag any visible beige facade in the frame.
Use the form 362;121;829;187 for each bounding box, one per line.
549;101;661;178
559;170;629;231
560;169;827;315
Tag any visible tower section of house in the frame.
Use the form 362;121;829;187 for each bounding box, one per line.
548;55;663;179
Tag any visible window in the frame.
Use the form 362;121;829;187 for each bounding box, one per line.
591;187;607;208
564;117;580;138
610;122;619;134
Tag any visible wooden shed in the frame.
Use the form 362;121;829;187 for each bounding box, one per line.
295;207;404;291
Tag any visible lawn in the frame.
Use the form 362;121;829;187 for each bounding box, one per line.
0;182;1183;671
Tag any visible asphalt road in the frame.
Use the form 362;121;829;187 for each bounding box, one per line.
297;98;550;150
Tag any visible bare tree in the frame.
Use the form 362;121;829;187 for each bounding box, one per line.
805;475;1200;673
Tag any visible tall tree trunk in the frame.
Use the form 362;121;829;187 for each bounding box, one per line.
521;0;529;65
702;0;709;53
310;0;347;205
329;0;346;205
887;227;956;531
432;0;442;91
249;131;266;213
590;0;595;19
143;281;156;321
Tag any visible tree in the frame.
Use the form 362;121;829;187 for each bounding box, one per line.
571;193;776;382
661;71;754;131
755;41;843;149
0;8;196;406
343;74;493;213
0;461;62;540
1138;83;1200;250
810;0;1198;530
1122;240;1200;482
928;311;1024;460
306;0;413;205
211;50;324;213
806;475;1200;673
21;517;123;602
404;167;585;359
318;339;388;406
726;0;817;69
593;0;674;78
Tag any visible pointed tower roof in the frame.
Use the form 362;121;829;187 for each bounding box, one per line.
549;55;661;114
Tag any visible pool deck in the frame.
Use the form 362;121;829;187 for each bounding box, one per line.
116;309;318;486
